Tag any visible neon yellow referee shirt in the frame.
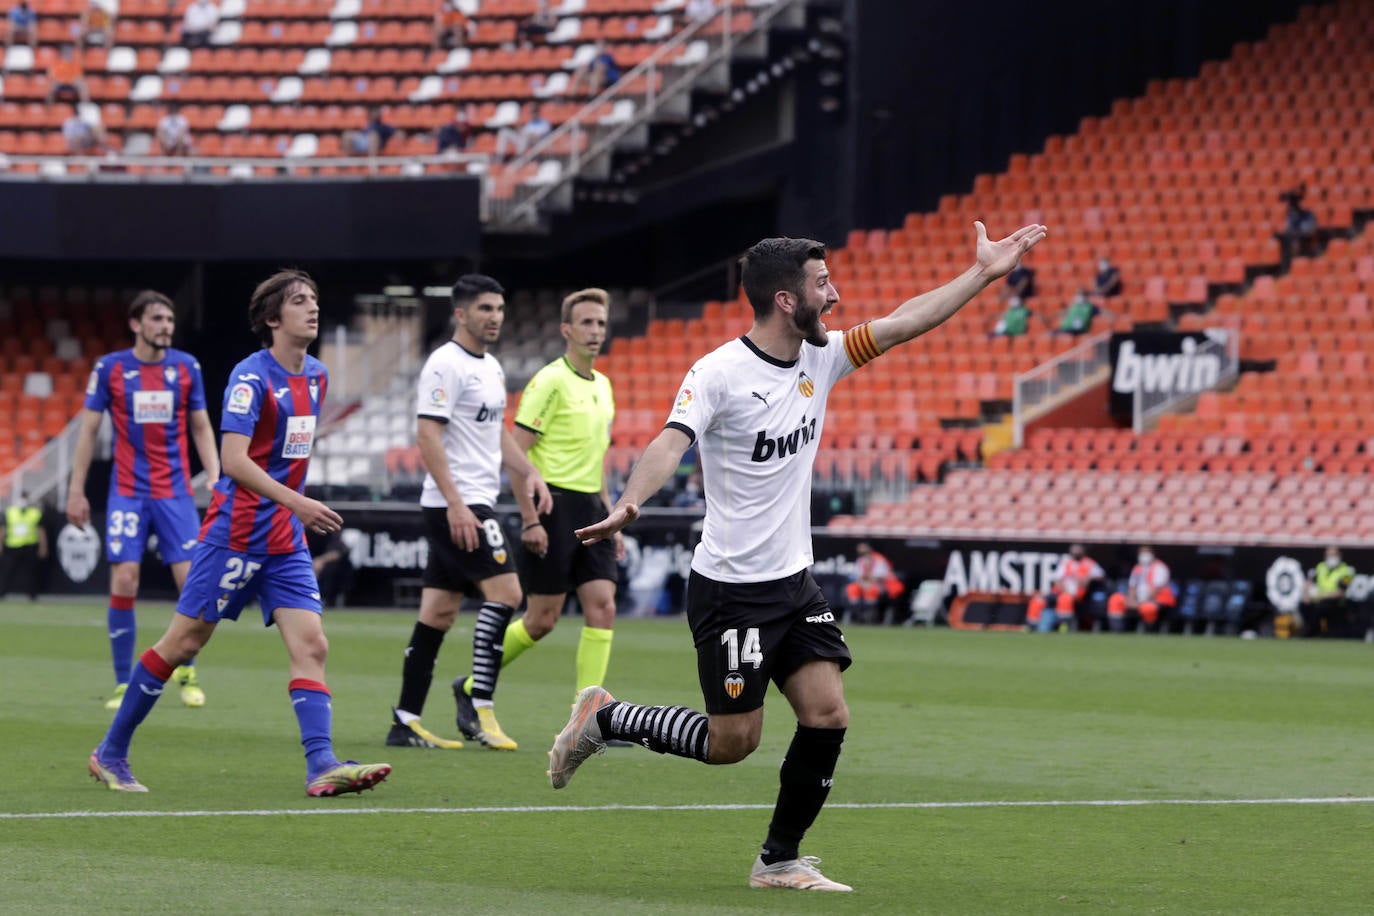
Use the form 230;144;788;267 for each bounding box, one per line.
515;357;615;493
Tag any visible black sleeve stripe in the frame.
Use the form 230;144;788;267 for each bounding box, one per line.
664;421;696;445
514;421;543;436
417;413;450;425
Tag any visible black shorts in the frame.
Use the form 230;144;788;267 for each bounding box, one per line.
686;568;852;715
421;505;517;595
521;487;618;595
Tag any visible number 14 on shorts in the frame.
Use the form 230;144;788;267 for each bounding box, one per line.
722;627;763;669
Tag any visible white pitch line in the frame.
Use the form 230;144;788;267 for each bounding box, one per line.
6;796;1374;821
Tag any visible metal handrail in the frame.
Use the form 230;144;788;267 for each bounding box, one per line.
0;151;488;178
492;0;804;229
1011;330;1112;447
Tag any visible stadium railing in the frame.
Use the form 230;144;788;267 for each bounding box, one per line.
1011;331;1111;447
488;0;805;231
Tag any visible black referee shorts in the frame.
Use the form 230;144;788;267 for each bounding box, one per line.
520;487;618;596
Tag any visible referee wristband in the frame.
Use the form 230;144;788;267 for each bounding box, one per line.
523;522;543;532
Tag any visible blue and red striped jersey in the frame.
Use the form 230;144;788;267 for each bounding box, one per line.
199;349;327;555
84;348;208;499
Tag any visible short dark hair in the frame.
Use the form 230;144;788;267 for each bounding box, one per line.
451;273;505;310
248;268;317;346
739;237;827;318
127;289;174;324
560;287;609;324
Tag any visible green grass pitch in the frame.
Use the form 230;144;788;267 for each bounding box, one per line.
4;598;1374;914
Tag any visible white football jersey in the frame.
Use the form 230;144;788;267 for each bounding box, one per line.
416;340;508;509
666;325;881;583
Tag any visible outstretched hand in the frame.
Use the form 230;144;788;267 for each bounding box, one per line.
975;220;1048;281
576;503;640;545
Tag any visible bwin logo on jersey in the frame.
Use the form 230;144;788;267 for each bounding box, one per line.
750;415;817;462
475;403;504;423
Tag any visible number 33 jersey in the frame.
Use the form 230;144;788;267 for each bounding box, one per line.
199;349;328;554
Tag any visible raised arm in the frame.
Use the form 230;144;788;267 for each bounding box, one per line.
576;426;692;544
869;221;1047;353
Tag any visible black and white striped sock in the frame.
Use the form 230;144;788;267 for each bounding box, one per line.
470;601;514;703
597;701;710;762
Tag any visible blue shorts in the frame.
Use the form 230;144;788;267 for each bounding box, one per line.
105;494;202;566
175;543;323;627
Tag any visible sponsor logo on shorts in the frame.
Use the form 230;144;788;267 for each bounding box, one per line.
805;611;835;624
723;672;745;700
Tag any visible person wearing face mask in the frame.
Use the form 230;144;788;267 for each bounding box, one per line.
844;541;904;624
1026;543;1103;633
1106;546;1175;633
1091;256;1122;299
1301;547;1355;638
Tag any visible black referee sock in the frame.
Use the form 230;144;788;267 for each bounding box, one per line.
596;701;710;762
396;621;446;718
760;725;846;865
470;601;515;702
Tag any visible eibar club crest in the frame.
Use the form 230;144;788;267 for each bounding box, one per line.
164;366;177;384
309;377;320;402
723;672;745;700
797;371;814;398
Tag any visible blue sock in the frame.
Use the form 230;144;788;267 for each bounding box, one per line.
99;649;173;760
290;679;339;777
108;597;136;684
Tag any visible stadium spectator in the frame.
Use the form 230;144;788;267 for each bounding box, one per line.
433;0;473;50
67;290;220;711
1107;546;1175;632
494;103;551;161
1026;543;1103;633
672;471;704;509
0;493;48;601
685;0;717;22
88;269;392;797
307;527;354;609
156;103;193;156
385;274;552;753
179;0;219;49
1053;287;1113;335
1278;186;1318;261
343;106;397;157
1003;260;1035;300
46;45;91;106
567;40;622;97
77;0;115;46
1301;546;1355;638
554;221;1046;893
61;107;107;154
516;0;556;47
4;1;37;52
435;106;472;155
844;541;904;624
1091;256;1122;298
479;287;625;703
991;295;1036;337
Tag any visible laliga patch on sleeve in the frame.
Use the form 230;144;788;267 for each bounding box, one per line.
671;386;694;418
428;384;449;408
85;371;98;396
226;382;254;415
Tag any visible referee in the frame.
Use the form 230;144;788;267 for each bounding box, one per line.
499;288;623;695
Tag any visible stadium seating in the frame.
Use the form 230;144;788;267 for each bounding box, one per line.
0;0;757;195
811;0;1373;541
